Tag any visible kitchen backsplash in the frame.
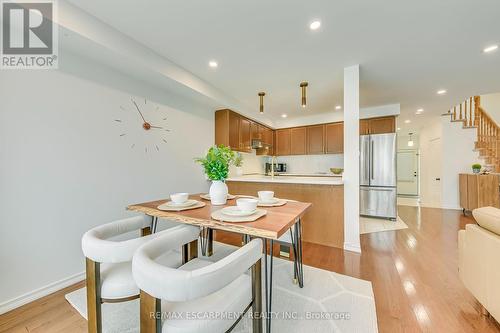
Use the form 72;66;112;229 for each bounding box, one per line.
275;154;343;174
232;150;343;176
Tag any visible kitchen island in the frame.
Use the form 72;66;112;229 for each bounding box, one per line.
226;174;344;248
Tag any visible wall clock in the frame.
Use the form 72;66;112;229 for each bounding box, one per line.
114;97;170;153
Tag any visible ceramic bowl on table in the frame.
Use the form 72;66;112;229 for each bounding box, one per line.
170;192;189;204
236;198;258;213
257;191;275;203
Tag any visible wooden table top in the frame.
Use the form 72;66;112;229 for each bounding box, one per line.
127;194;312;239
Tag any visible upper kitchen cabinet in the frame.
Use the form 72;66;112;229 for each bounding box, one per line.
215;109;273;154
275;128;291;156
290;127;307;155
360;119;370;135
239;117;252;152
360;116;396;135
215;109;250;152
325;122;343;154
251;122;262;140
307;125;325;154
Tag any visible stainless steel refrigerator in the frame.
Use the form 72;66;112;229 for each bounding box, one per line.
360;133;397;220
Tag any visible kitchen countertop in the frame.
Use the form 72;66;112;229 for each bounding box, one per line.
226;174;344;185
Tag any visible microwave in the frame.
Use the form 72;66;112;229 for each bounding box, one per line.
265;163;287;174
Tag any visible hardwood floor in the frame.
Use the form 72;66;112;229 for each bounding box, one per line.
1;206;499;332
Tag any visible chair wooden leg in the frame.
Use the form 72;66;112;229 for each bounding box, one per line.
86;258;102;333
140;290;160;333
182;239;198;264
251;259;263;333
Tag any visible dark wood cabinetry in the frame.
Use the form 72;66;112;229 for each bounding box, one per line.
216;109;395;156
290;127;307;155
306;125;325;154
275;129;291;156
325;122;343;154
360;117;395;135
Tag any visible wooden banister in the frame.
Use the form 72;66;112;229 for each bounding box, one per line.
444;95;500;172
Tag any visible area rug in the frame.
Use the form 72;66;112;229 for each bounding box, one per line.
360;216;408;234
66;242;378;333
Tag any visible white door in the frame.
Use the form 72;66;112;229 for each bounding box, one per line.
397;149;419;196
427;138;442;207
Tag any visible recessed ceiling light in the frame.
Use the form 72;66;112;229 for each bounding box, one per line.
397;127;401;131
208;60;218;68
404;120;411;124
335;105;342;110
437;89;447;95
417;108;424;112
309;20;321;30
281;114;288;118
483;45;498;53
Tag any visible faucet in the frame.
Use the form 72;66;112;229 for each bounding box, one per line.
270;155;277;179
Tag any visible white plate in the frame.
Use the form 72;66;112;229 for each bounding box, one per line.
165;199;198;208
200;193;236;200
221;206;256;217
258;198;279;205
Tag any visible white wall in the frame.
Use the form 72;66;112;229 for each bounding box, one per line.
273;104;400;128
0;55;213;312
440;117;479;210
274;155;343;174
481;92;500;125
418;116;480;209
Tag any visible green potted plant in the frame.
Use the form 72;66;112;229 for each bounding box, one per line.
472;163;482;174
195;145;235;205
234;153;244;176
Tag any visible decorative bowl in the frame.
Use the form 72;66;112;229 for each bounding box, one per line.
330;168;344;175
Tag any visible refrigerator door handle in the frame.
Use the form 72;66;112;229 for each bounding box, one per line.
370;140;374;180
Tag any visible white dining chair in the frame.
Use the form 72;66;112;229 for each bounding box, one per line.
132;226;263;333
81;215;197;333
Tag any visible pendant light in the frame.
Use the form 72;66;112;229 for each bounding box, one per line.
408;133;414;147
258;92;266;114
300;81;308;108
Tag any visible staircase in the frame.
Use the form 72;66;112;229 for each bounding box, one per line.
442;96;500;172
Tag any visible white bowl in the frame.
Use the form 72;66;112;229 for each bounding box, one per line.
170;192;189;204
258;191;275;202
236;198;258;213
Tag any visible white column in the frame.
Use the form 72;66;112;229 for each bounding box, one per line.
343;65;361;253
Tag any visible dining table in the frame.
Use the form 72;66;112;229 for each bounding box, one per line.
127;193;312;333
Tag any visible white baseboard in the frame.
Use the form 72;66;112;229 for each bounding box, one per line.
344;242;361;253
0;271;85;315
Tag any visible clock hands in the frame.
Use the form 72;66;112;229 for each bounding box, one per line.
132;99;147;123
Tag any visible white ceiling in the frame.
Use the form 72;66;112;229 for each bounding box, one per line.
66;0;500;133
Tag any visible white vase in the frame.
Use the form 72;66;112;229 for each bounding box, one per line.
209;180;228;205
235;167;243;176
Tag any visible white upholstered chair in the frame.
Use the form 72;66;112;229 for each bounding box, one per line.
81;215;194;333
132;226;263;333
459;206;500;322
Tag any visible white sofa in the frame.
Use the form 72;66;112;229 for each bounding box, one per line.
458;206;500;322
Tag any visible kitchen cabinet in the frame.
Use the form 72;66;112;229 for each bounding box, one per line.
360;119;370;135
251;122;261;140
325;122;343;154
307;125;325;154
290;127;307;155
275;129;291;156
360;116;396;135
239;117;252;152
215;109;255;152
369;117;396;134
227;111;240;150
